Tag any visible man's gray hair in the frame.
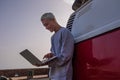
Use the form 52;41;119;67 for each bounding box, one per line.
41;12;55;21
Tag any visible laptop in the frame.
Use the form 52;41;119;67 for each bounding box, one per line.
20;49;57;66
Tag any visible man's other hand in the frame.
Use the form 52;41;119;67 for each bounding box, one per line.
43;53;54;59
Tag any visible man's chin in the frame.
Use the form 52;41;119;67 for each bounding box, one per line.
48;30;53;32
49;30;54;32
47;29;53;32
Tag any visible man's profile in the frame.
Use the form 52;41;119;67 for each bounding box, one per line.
34;12;74;80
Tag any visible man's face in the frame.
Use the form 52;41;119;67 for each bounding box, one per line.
41;19;55;32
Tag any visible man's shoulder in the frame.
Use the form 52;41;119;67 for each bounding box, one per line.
61;27;71;33
51;27;71;38
61;27;74;38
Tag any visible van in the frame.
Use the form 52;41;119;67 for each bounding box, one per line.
67;0;120;80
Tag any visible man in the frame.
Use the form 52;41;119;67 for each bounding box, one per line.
37;12;74;80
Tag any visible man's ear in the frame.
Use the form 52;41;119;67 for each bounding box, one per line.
50;18;56;21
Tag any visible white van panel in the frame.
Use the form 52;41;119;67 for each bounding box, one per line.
71;0;120;43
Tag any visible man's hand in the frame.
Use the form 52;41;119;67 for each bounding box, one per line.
33;63;41;67
43;53;54;59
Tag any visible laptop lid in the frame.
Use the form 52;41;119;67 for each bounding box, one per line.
20;49;42;65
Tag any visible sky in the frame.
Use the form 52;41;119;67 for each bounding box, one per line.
0;0;73;70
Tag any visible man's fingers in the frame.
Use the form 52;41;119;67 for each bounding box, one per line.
33;64;40;67
43;54;47;59
43;53;54;59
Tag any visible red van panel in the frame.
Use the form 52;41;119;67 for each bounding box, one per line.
73;28;120;80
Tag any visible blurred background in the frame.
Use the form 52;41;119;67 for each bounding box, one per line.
0;0;73;70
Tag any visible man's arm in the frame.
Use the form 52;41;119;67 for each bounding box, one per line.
49;30;74;67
